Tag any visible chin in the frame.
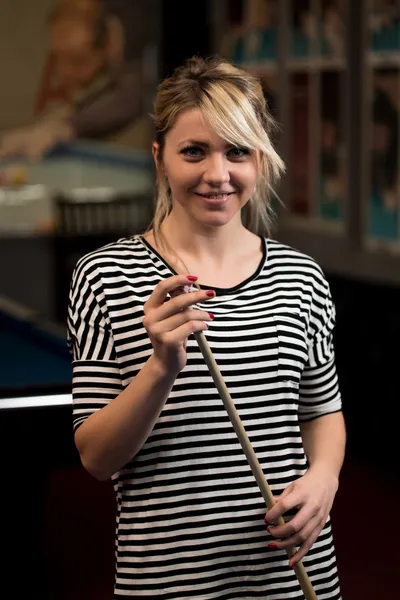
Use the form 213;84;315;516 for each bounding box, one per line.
174;199;244;229
194;212;236;229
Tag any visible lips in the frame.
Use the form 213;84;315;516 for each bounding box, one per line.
195;192;234;199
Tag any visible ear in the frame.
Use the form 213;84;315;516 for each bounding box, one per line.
152;142;165;176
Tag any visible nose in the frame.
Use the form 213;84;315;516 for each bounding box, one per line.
203;153;230;186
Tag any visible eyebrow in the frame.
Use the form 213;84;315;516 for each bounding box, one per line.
177;139;212;148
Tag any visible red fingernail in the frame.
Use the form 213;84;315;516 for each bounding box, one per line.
289;561;296;568
268;543;278;549
208;313;215;319
205;290;215;297
267;526;273;533
187;276;198;281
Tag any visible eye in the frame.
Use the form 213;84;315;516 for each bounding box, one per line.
180;145;204;159
227;147;250;159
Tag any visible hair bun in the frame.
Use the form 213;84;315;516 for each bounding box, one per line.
182;55;210;78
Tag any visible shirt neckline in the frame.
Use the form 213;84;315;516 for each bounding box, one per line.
137;235;268;294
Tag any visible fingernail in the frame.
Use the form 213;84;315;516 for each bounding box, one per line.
187;275;198;281
268;543;278;549
205;290;215;297
267;526;273;533
208;313;215;319
289;561;296;568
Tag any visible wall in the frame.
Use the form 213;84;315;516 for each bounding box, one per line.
0;0;54;130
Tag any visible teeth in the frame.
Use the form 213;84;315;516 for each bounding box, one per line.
204;194;228;199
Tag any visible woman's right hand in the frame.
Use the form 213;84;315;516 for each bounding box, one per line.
143;275;215;375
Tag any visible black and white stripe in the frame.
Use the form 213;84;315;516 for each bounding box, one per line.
67;236;342;599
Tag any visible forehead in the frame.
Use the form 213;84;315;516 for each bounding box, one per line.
50;18;94;52
166;109;226;147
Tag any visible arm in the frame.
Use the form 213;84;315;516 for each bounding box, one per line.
75;355;176;481
70;61;144;139
68;267;213;482
265;410;345;567
0;63;143;159
300;410;346;484
0;109;73;161
265;274;345;566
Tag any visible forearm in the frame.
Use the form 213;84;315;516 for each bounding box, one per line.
300;411;346;482
37;107;76;142
75;354;176;481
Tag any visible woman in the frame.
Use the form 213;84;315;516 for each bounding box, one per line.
67;56;346;599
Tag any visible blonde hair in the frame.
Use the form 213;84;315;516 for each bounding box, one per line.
150;55;285;249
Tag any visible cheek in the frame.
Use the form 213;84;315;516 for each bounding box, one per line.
166;163;200;192
233;165;258;192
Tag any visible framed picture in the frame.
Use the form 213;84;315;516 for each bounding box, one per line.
365;0;400;247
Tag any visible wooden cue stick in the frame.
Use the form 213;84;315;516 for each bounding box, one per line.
194;330;318;600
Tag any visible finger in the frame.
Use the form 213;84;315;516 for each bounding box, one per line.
268;514;321;552
288;524;322;568
264;496;281;525
264;495;279;522
169;286;187;297
267;501;318;539
162;318;210;344
159;289;216;321
265;490;298;525
145;275;200;311
149;309;214;337
145;290;215;321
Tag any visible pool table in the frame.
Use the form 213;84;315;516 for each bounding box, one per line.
0;140;154;234
0;298;77;598
0;296;72;409
0;140;155;324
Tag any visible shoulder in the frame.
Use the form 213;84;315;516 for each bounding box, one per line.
71;236;148;289
266;238;329;289
265;238;332;309
265;239;335;333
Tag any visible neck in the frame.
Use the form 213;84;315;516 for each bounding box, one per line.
160;211;251;264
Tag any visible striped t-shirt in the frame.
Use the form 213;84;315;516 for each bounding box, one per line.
67;235;342;599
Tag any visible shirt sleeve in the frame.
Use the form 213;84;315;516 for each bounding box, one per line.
67;263;123;431
298;276;342;422
70;62;144;139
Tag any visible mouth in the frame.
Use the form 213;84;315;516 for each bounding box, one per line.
195;192;234;202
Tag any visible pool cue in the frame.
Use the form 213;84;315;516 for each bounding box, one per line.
193;330;318;600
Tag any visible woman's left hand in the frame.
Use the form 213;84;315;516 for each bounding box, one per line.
264;467;339;567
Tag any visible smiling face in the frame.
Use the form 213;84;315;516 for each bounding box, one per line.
154;109;259;231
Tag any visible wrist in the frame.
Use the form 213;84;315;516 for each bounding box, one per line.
147;354;179;384
308;462;340;489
